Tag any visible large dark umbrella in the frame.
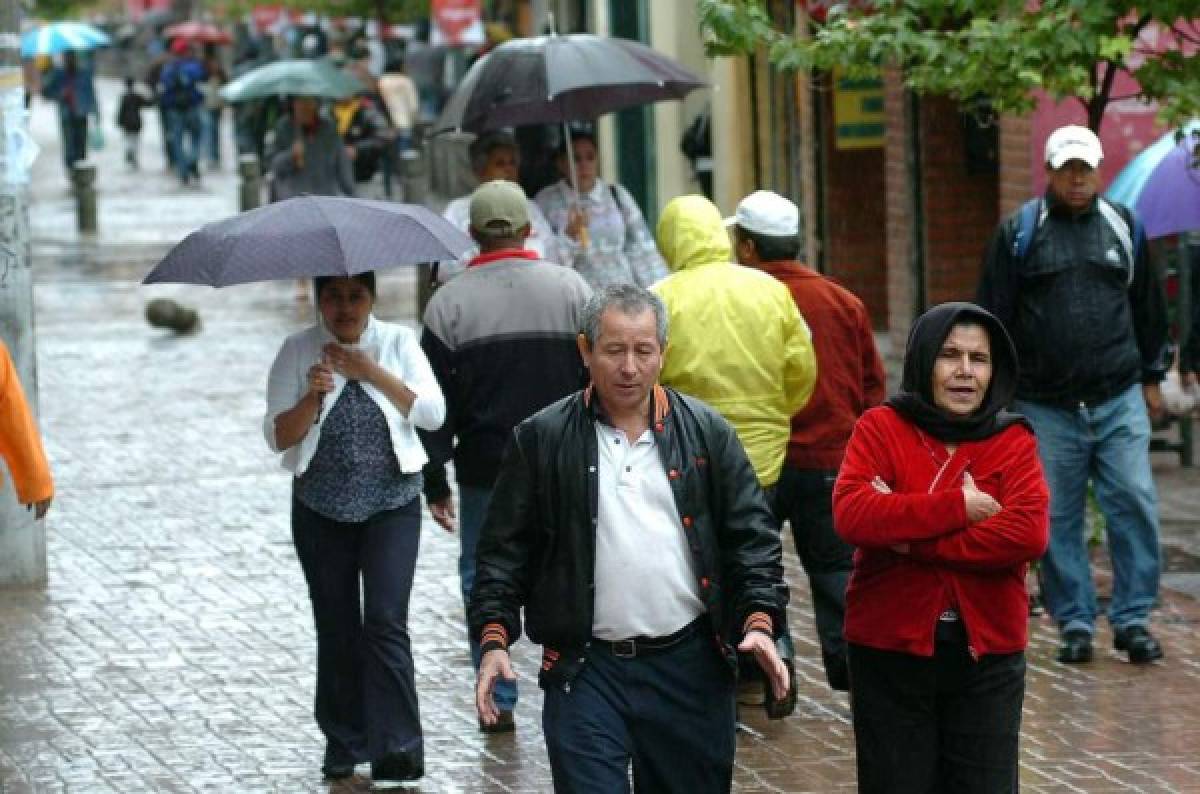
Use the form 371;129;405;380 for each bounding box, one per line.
432;33;705;135
143;196;473;287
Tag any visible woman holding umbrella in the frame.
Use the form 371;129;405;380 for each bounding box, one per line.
535;128;667;288
266;95;355;200
264;272;446;784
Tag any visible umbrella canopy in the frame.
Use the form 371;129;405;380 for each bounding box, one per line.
20;22;111;57
164;21;232;45
431;33;705;134
1107;121;1200;239
219;58;364;104
143;196;473;287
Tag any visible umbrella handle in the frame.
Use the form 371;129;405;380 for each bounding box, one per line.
562;120;588;249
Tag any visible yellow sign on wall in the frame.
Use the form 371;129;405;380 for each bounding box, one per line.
833;68;884;150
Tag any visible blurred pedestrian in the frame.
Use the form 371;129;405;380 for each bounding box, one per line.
115;76;151;169
40;51;97;176
266;96;355;201
833;302;1049;794
471;284;789;792
200;45;228;168
158;39;207;185
264;272;445;785
0;339;53;521
977;124;1169;665
419;180;592;733
652;193;816;715
440;131;563;281
535;128;668;288
730;190;885;693
377;57;418;159
332;92;389;187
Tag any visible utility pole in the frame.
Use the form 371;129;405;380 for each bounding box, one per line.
0;3;47;587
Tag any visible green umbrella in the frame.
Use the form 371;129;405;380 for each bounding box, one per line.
220;58;364;103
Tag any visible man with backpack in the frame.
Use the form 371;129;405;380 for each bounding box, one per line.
977;124;1170;666
158;39;207;185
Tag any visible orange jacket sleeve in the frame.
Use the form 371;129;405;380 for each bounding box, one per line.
0;341;54;505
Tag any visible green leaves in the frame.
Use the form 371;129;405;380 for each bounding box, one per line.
698;0;1199;130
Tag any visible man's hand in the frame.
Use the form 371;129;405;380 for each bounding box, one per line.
291;139;304;169
430;496;456;532
344;144;357;161
476;648;516;727
737;631;789;702
1143;381;1165;423
962;471;1001;523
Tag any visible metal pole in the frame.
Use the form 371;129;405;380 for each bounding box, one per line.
1179;236;1193;466
238;153;261;212
0;7;48;586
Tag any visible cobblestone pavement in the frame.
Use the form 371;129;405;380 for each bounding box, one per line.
3;77;1200;793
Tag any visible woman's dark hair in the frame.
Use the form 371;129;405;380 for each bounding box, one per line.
313;272;376;300
734;226;801;262
556;128;597;157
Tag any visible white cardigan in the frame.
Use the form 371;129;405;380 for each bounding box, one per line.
264;315;446;476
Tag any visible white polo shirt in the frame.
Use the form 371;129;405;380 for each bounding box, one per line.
591;422;705;641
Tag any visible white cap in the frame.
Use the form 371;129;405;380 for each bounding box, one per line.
1044;125;1103;170
724;190;799;236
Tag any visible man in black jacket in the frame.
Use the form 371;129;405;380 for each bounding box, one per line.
471;284;789;793
977;124;1169;667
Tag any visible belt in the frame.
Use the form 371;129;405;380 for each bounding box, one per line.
593;617;703;659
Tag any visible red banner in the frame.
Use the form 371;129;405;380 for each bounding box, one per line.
432;0;482;46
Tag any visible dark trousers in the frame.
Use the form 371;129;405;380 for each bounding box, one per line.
60;113;87;172
773;466;854;690
292;497;423;768
848;624;1025;794
542;627;735;794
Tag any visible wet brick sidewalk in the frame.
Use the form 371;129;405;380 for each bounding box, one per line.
2;77;1200;793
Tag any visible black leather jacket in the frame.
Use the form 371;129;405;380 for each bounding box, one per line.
468;385;788;688
978;193;1169;406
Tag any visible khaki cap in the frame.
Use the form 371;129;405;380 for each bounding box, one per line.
469;180;530;236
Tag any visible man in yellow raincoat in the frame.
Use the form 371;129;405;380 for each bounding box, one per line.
653;194;815;715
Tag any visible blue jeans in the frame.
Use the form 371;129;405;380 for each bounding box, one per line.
164;105;203;182
1015;383;1161;634
542;626;735;793
459;485;518;711
292;498;424;768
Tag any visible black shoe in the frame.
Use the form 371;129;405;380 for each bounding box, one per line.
1113;625;1164;664
371;752;423;783
1057;629;1094;663
321;762;355;780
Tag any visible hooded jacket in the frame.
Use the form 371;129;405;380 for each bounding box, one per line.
652;196;816;487
833;304;1049;657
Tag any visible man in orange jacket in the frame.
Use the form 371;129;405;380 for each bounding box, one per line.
1;340;53;519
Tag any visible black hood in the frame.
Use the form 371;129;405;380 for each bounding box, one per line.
885;302;1026;442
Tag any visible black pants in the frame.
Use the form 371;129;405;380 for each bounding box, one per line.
773;466;854;690
292;497;423;768
848;623;1025;794
542;626;736;793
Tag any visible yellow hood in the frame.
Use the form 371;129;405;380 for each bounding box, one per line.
655;195;732;273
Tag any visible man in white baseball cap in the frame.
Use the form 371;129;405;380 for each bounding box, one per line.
724;189;801;236
978;122;1169;668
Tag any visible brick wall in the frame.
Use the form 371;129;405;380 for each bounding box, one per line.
820;77;889;329
999;114;1035;217
883;70;915;364
919;95;1000;307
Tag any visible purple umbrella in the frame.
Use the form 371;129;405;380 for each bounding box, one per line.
1107;123;1200;239
143;196;473;287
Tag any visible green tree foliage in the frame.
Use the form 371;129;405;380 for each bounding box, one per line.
699;0;1200;131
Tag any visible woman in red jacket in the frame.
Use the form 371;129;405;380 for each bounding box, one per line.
834;302;1049;793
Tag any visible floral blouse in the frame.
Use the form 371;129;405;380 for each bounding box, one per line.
535;178;669;289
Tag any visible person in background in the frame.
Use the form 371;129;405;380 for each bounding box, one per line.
332;91;390;188
200;45;228;168
834;302;1049;793
266;96;354;201
264;272;445;786
729;190;886;692
378;57;419;160
158;39;207;185
0;339;54;522
535;129;668;288
440;131;563;281
977;124;1169;666
41;51;97;176
116;76;151;170
420;180;592;733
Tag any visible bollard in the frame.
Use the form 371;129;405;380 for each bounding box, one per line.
238;154;262;212
71;160;97;233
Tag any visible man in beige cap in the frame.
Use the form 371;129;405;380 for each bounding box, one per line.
418;180;592;732
977;124;1169;666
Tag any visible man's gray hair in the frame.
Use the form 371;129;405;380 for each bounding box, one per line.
580;284;668;348
468;130;517;174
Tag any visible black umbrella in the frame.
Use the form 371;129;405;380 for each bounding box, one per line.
143;196;473;287
432;33;705;135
